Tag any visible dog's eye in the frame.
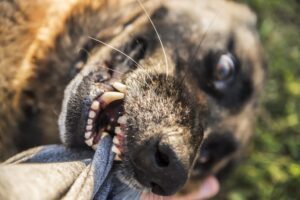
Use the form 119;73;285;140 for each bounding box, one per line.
213;53;236;90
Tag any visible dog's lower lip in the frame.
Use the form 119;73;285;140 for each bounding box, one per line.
83;82;127;159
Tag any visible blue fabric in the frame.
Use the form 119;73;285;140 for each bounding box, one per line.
0;136;140;200
91;136;115;199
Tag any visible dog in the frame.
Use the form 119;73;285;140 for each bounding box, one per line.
0;0;266;196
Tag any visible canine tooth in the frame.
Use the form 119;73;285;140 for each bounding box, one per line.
112;82;127;93
101;132;109;139
100;92;124;105
85;131;92;139
89;111;96;118
112;145;121;155
85;138;93;147
115;126;122;134
114;154;122;161
86;125;92;131
87;119;93;125
91;101;100;110
113;136;120;145
117;116;127;124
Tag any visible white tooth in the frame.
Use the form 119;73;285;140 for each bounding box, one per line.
115;126;122;134
113;136;120;145
92;143;98;150
85;131;92;139
112;145;121;155
87;119;93;125
91;101;100;110
112;82;127;93
86;125;92;131
89;111;96;118
100;92;124;105
114;154;122;161
85;138;93;147
101;132;109;139
117;116;127;124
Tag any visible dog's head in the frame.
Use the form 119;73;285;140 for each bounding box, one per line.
58;0;265;196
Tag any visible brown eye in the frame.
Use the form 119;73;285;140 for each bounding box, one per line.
214;53;236;90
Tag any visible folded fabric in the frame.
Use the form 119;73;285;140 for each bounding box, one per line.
0;135;140;200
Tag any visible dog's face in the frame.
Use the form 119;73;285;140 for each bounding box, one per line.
59;0;265;196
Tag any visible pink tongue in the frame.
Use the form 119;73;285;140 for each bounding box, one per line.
140;176;219;200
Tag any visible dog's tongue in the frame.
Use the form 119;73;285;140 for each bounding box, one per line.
140;176;219;200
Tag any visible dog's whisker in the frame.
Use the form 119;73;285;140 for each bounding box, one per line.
179;12;220;87
78;45;126;76
88;36;156;84
137;0;169;78
88;36;144;69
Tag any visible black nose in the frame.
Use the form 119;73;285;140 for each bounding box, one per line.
131;139;187;196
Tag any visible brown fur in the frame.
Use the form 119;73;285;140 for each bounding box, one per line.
0;0;266;196
0;0;158;159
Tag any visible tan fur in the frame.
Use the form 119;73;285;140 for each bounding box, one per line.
0;0;158;159
0;0;50;158
0;0;265;196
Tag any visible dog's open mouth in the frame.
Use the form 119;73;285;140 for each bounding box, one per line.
84;82;127;161
80;37;148;161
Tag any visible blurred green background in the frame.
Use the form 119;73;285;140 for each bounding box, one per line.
217;0;300;199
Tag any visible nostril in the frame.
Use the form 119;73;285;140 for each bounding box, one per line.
154;145;170;167
133;140;187;196
150;182;165;195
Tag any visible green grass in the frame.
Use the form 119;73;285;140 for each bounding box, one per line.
217;0;300;199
